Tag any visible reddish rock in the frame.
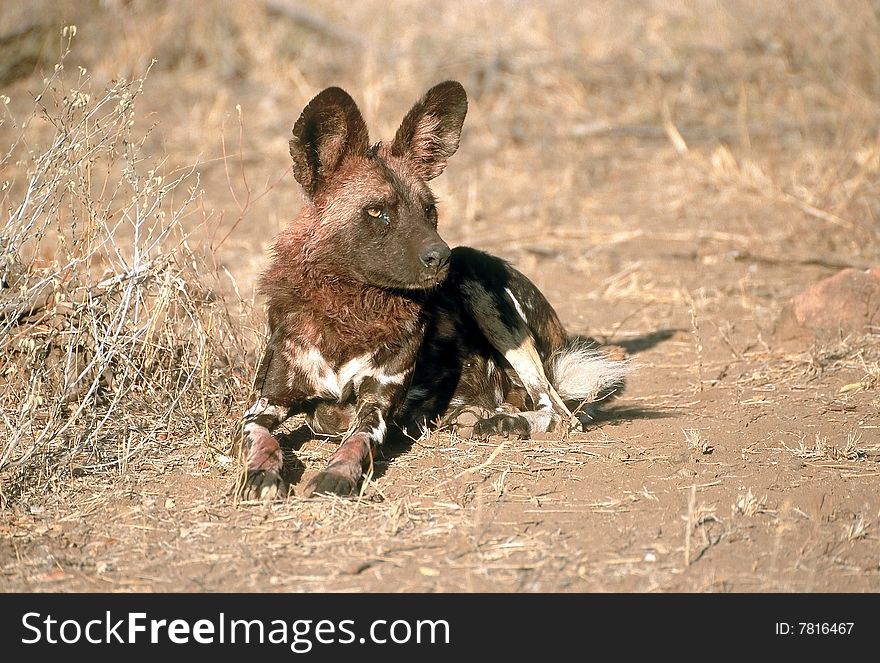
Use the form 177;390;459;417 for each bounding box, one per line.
775;267;880;341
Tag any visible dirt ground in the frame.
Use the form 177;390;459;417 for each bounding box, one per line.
2;0;879;592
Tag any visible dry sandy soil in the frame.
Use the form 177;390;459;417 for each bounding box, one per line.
1;0;879;592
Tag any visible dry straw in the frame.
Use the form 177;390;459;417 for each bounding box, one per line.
0;34;248;505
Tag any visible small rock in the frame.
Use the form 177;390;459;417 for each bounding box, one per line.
775;267;880;342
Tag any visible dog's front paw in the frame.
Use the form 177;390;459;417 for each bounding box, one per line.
442;405;494;438
239;469;288;501
472;413;531;438
304;465;360;498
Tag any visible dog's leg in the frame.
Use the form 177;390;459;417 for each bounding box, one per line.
304;375;404;497
236;332;297;500
459;280;574;435
500;334;571;416
471;410;558;437
238;396;293;500
438;404;496;437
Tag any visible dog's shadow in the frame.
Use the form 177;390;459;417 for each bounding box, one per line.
588;404;677;425
613;327;681;354
588;327;683;426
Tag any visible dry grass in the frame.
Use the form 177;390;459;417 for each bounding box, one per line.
733;488;768;517
0;35;250;505
682;428;713;455
845;515;871;542
782;431;880;464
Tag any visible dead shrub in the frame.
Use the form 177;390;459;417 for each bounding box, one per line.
0;34;250;505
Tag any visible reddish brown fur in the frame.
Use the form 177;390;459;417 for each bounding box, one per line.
259;141;442;367
260;204;424;364
246;429;282;472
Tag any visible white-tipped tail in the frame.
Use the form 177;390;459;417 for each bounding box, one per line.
549;340;629;403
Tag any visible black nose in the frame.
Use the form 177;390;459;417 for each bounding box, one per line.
420;243;451;271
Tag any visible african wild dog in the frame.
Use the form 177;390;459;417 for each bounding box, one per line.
238;81;627;500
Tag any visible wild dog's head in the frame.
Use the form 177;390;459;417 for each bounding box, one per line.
287;81;467;289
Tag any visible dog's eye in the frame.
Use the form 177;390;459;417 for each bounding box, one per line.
424;203;436;216
365;206;383;218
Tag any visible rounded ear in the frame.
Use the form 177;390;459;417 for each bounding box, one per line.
289;87;370;197
391;81;468;181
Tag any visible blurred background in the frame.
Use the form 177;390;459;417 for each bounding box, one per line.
3;0;879;295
